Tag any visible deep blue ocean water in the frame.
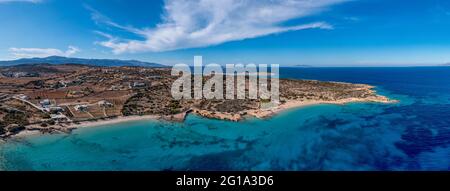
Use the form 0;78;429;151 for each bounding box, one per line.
1;67;449;171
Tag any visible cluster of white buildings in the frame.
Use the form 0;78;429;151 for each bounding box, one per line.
38;99;70;122
13;94;114;123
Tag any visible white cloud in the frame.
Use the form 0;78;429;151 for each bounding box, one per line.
92;0;348;54
0;0;42;3
9;46;80;58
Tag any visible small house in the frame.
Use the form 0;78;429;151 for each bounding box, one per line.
74;104;89;112
98;100;114;107
40;99;52;108
131;82;146;89
50;114;69;122
49;106;64;113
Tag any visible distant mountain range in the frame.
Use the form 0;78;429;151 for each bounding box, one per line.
0;56;167;67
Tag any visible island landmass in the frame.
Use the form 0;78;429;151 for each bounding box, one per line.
0;63;396;139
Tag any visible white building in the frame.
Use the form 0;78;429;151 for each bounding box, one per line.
74;104;89;112
98;100;114;107
49;106;64;113
14;94;28;100
40;99;51;108
50;114;69;122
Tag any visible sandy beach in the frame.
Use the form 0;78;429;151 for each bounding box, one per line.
9;115;161;140
66;115;161;129
247;96;397;119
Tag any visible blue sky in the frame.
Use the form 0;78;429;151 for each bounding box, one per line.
1;0;450;66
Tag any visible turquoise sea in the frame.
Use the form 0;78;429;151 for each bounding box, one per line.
1;67;449;171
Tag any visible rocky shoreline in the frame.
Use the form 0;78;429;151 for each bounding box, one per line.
0;91;397;141
189;94;396;122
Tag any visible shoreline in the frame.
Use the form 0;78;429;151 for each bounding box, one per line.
67;115;161;129
242;95;396;120
10;115;161;140
276;96;397;115
5;95;398;141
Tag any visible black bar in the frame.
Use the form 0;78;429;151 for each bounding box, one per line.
0;171;448;190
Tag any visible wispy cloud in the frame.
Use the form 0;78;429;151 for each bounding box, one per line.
0;0;42;3
9;46;80;58
86;5;146;36
91;0;348;54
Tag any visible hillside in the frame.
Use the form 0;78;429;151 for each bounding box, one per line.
0;56;166;68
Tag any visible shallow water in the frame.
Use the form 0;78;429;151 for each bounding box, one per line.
1;67;449;170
